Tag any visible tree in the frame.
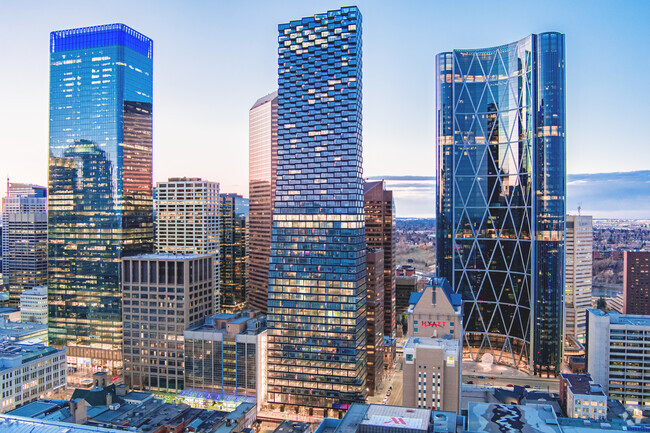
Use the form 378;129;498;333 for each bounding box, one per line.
596;296;607;311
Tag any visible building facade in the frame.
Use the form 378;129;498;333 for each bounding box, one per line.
122;254;215;393
266;7;367;417
220;194;248;313
436;33;566;376
48;24;154;373
0;342;66;412
565;215;592;343
1;183;47;307
248;92;278;314
155;178;220;310
19;286;48;324
403;337;461;413
559;373;607;420
184;312;267;411
366;248;384;396
396;275;418;317
364;181;396;339
407;277;463;340
623;251;650;315
586;309;650;410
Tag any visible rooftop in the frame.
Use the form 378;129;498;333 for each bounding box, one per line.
588;309;650;327
467;402;561;433
0;342;61;370
333;404;451;433
560;374;605;396
124;253;214;260
273;420;312;433
251;91;278;110
404;337;459;354
0;414;125;433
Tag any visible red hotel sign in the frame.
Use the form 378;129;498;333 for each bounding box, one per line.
422;321;446;328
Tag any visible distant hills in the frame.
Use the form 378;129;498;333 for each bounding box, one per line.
368;170;650;219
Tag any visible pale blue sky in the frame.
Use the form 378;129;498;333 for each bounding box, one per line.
0;0;648;217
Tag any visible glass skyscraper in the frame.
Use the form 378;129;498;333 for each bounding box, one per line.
436;33;565;377
48;24;154;373
266;7;367;417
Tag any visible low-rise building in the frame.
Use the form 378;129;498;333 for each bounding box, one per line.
184;312;267;412
122;253;216;393
403;337;461;413
0;318;48;344
0;342;66;412
20;285;48;324
559;373;607;420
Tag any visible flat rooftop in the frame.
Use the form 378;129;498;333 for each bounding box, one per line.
0;414;125;433
334;404;437;433
124;253;213;260
467;402;561;433
404;336;459;353
560;374;605;396
588;309;650;327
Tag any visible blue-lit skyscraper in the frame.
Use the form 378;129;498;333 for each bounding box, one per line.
436;33;565;377
266;7;367;417
48;24;154;373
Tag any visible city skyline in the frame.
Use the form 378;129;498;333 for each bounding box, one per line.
1;1;649;219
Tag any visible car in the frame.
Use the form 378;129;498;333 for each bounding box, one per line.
524;385;531;389
466;380;474;384
485;383;493;386
490;376;496;380
534;386;542;390
387;390;391;396
506;384;514;387
477;376;485;379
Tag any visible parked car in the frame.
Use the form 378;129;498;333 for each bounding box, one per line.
467;380;474;384
477;376;486;379
524;385;531;389
489;376;496;380
485;383;493;387
506;384;514;387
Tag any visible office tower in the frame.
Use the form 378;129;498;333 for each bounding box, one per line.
565;215;593;343
155;178;220;311
1;183;47;307
267;7;366;417
19;285;48;324
122;254;215;392
407;278;463;340
248;92;278;314
436;33;566;376
0;342;66;412
220;193;249;313
586;309;650;411
184;312;267;411
364;180;396;339
366;248;384;396
559;373;607;420
48;24;154;373
396;274;418;316
623;251;650;315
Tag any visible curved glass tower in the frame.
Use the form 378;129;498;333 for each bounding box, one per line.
436;33;565;377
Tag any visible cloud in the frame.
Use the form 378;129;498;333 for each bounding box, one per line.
368;171;650;219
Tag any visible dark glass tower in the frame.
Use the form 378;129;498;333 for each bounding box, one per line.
436;33;565;377
48;24;154;373
266;7;367;417
220;193;248;313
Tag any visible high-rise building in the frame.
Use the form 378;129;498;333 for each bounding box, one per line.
155;178;220;310
267;7;366;417
436;33;566;376
623;251;650;315
248;92;278;314
19;285;48;324
220;193;248;313
565;215;592;343
366;248;384;396
407;277;463;340
586;309;650;411
364;180;396;339
122;254;215;393
48;24;154;373
1;183;47;307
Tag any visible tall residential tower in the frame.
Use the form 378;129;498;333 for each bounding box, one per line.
266;7;367;417
48;24;154;373
248;92;278;314
565;215;592;343
436;33;566;376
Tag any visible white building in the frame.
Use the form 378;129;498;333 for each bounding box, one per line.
587;309;650;411
0;342;66;412
560;373;607;420
19;286;48;324
155;178;221;310
565;215;592;343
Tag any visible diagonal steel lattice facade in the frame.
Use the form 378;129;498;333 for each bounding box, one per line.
436;33;565;377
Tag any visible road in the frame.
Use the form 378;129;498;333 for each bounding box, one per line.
367;353;403;406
